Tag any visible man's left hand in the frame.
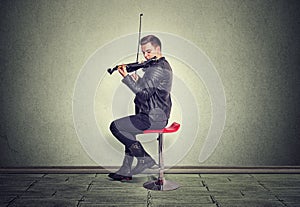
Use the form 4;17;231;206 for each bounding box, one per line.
118;65;128;77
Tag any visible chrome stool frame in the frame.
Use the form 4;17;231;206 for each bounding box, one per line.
142;122;180;191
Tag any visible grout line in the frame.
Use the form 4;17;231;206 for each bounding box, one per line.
274;195;288;207
86;181;93;191
201;180;210;191
76;195;85;207
51;191;57;197
6;175;45;206
257;180;269;191
210;195;216;203
210;195;221;207
146;190;153;207
25;180;37;191
6;195;19;207
257;180;288;207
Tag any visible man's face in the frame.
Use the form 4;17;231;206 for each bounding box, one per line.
141;42;161;60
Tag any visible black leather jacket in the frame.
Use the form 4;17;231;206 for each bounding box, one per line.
122;57;172;121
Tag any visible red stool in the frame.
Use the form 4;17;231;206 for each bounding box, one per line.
142;122;181;191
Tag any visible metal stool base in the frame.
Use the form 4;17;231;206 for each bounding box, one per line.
143;179;180;191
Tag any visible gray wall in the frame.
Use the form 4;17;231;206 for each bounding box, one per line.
0;0;299;167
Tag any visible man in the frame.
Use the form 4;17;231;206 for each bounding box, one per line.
108;35;173;181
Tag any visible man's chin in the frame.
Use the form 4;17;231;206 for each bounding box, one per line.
145;56;154;60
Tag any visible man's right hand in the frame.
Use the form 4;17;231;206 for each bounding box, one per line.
131;73;139;82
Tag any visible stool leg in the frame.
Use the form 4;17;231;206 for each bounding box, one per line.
143;133;180;191
158;133;164;187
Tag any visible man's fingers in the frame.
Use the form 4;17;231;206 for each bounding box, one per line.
117;64;128;77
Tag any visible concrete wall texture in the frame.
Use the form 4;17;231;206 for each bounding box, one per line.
0;0;299;167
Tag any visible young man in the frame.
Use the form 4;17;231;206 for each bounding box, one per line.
108;35;173;181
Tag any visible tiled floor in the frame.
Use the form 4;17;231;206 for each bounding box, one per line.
0;173;300;207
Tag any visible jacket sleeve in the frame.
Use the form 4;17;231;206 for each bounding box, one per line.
122;66;165;101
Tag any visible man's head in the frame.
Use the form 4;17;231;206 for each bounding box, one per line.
140;35;162;60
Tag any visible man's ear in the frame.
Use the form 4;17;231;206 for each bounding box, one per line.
155;46;161;53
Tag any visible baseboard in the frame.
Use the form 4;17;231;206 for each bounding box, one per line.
1;166;300;174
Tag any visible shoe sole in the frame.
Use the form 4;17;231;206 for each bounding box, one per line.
108;173;132;181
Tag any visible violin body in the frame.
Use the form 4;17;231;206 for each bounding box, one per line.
107;56;157;75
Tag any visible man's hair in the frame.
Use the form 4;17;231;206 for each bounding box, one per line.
140;35;161;49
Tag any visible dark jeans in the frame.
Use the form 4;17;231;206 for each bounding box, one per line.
110;113;167;151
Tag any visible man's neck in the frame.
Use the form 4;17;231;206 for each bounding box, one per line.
156;54;162;59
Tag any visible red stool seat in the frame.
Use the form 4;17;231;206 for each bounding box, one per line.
143;122;180;134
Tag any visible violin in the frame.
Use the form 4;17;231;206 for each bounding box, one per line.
107;56;157;75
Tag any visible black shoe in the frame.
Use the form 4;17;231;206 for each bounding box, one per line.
108;152;133;181
108;173;132;181
129;141;157;175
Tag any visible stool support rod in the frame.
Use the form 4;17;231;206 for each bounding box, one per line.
158;133;164;183
143;130;180;191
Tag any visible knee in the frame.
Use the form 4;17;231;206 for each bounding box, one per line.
109;121;117;134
